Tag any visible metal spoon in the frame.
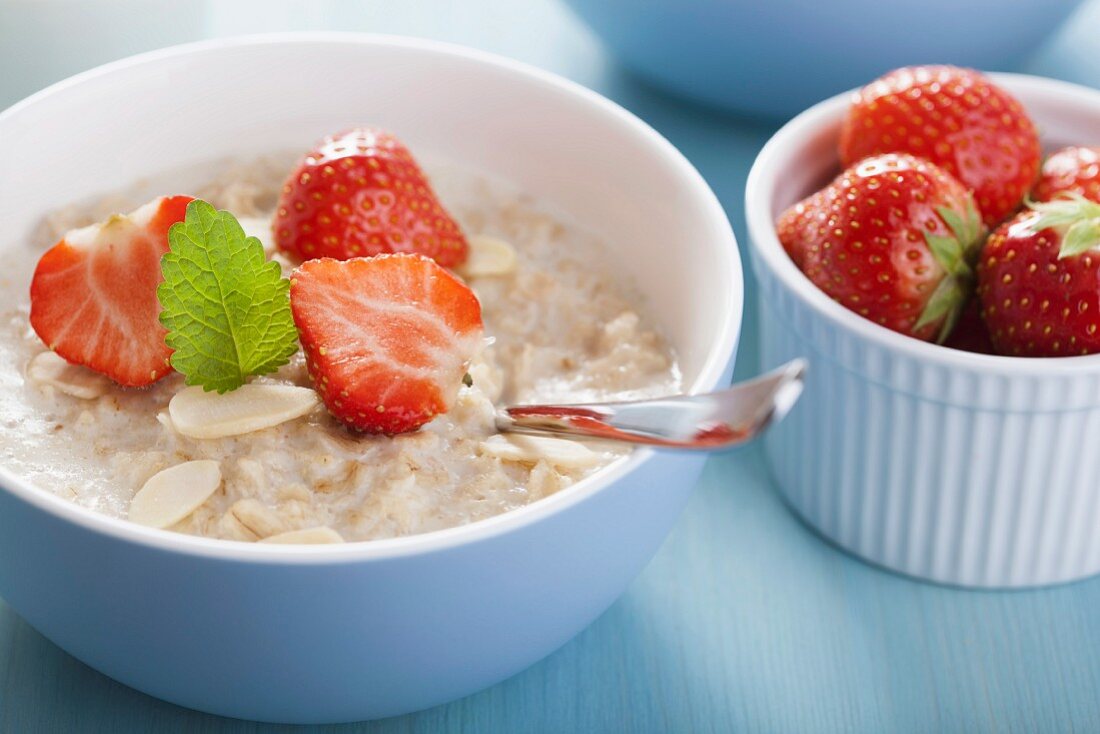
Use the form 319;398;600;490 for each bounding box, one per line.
496;359;806;450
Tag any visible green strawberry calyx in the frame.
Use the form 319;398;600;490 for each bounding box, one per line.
1027;193;1100;260
914;197;985;344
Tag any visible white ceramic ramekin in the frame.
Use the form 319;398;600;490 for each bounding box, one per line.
0;35;741;722
747;74;1100;589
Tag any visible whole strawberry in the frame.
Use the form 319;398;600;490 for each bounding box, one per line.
776;153;983;342
839;65;1040;227
775;188;824;270
1033;146;1100;204
978;194;1100;357
274;128;468;267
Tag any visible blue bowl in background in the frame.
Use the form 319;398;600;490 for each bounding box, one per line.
563;0;1084;118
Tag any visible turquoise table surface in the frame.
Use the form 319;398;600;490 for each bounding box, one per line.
3;2;1100;732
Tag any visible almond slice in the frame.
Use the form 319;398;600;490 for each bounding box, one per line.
169;383;319;439
26;351;111;399
479;434;600;468
260;526;345;544
460;235;517;277
228;498;286;539
129;460;221;529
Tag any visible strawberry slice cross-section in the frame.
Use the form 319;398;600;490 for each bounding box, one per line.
289;253;484;434
29;195;192;387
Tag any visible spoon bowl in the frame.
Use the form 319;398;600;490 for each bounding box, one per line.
498;359;806;449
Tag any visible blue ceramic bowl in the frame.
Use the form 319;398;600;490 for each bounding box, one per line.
0;34;741;723
563;0;1084;118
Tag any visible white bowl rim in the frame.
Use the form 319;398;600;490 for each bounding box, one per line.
0;32;743;564
746;71;1100;377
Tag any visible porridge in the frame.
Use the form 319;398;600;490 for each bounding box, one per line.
0;132;680;543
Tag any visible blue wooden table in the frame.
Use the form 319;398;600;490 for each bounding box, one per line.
3;2;1100;731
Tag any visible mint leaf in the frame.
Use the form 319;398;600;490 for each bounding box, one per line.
158;199;298;393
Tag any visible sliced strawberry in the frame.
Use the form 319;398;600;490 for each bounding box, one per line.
274;128;468;267
290;253;483;434
29;195;192;387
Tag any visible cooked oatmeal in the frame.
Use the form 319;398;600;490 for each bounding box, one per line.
0;156;681;542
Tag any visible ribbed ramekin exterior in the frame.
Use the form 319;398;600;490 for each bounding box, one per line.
752;250;1100;588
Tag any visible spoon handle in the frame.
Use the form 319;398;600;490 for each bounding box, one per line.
496;359;806;450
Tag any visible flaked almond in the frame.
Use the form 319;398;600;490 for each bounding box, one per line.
26;351;111;399
460;235;517;277
228;498;286;539
155;411;175;431
169;383;319;439
479;434;600;468
218;509;259;542
129;460;221;529
260;526;345;544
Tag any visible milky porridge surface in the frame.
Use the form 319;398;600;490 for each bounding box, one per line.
0;155;680;542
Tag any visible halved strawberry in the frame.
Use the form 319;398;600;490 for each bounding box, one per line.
274;128;468;267
289;253;483;434
29;195;192;386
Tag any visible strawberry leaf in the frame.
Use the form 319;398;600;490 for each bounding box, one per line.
924;233;966;273
1059;220;1100;259
914;274;969;344
1027;194;1100;260
915;198;982;342
931;200;984;272
158;200;299;393
1031;192;1100;233
936;205;969;246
